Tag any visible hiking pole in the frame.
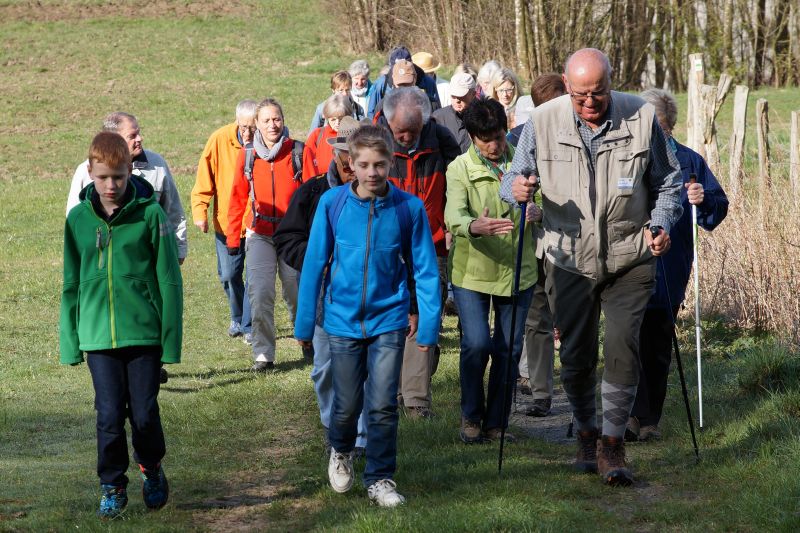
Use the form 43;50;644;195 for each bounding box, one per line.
689;174;704;428
651;227;700;462
498;200;528;475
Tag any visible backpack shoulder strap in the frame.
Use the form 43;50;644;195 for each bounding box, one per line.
291;140;304;182
326;184;350;240
391;187;413;266
244;141;257;205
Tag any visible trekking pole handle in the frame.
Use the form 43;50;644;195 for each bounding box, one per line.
689;173;697;185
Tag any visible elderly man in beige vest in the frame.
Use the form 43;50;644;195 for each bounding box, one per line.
500;48;683;486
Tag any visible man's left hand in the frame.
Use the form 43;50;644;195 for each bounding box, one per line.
645;227;671;256
685;182;704;205
407;314;418;339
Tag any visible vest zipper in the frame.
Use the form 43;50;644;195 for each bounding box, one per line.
360;200;375;338
271;162;276;231
106;227;116;347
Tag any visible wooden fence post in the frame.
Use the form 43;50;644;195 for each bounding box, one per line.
686;53;704;152
701;74;732;177
756;98;770;222
791;111;799;205
729;85;749;201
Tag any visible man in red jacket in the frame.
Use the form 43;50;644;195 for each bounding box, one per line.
382;87;460;418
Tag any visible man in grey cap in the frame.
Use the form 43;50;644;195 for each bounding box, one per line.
432;72;477;154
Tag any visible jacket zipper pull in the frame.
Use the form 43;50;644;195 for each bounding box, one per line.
97;227;104;269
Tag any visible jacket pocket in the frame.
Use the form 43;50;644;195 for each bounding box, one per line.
614;147;649;197
539;149;575;199
544;222;582;270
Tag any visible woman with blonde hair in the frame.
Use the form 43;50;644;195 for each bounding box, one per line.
488;68;523;129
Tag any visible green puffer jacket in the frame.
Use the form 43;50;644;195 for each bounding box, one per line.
60;176;183;364
445;144;537;296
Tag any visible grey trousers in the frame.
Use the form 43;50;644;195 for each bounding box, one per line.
518;258;555;400
398;256;447;408
545;260;655;389
245;233;298;362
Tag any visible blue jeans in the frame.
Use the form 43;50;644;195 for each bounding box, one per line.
453;285;533;430
328;329;405;487
215;232;251;333
87;347;165;487
311;325;367;447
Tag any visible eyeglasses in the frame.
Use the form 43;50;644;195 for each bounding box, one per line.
569;90;610;105
496;88;515;95
237;124;256;134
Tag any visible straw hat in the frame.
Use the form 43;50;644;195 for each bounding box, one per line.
411;51;441;73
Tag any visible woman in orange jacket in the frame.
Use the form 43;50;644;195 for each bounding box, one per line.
227;98;303;371
303;94;353;180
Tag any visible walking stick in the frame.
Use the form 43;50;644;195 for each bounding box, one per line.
651;227;700;462
689;174;704;428
498;201;527;474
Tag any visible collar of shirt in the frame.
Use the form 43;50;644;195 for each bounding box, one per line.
132;150;149;171
573;101;614;140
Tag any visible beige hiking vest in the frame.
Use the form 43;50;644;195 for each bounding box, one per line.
532;92;656;281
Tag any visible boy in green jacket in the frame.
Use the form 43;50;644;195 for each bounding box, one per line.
60;131;183;519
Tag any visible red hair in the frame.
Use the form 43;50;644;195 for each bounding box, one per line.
88;131;131;168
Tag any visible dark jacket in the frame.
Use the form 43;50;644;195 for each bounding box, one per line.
432;105;471;154
650;140;728;309
387;120;460;257
273;162;343;271
367;65;441;119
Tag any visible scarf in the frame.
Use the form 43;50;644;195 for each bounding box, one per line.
254;127;290;161
473;144;510;181
352;86;368;97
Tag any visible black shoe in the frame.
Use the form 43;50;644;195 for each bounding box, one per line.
251;361;274;372
517;378;533;395
159;368;168;384
352;446;366;460
525;398;552;417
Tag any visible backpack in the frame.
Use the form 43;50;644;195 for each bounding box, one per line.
326;184;413;270
243;140;304;225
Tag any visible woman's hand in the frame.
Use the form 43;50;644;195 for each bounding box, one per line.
469;207;514;236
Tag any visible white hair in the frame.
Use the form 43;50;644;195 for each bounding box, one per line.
477;60;502;86
235;99;258;120
348;60;370;78
102;111;137;132
323;94;353;119
383;87;431;125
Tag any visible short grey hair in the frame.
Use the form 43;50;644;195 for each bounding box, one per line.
641;88;678;133
322;94;353;119
102;111;137;132
235;99;258;120
477;60;501;86
383;87;431;125
348;59;370;78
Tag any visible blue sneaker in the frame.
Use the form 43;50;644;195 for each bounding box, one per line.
98;484;127;519
139;464;169;510
228;320;243;337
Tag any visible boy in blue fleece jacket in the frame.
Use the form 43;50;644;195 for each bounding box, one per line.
295;125;441;507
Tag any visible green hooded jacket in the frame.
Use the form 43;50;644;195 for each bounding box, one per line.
60;176;183;364
445;144;537;296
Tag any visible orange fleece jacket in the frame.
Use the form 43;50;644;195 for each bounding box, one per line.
192;122;248;238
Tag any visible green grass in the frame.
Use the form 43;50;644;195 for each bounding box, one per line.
2;1;800;530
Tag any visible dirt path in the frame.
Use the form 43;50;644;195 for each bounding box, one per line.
511;385;574;445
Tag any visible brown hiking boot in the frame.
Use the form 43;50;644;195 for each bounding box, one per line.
598;435;634;486
460;417;483;444
575;428;598;473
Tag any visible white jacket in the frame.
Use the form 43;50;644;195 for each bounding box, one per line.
66;149;188;259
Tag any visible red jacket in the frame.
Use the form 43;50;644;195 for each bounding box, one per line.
227;140;302;247
388;121;461;257
303;125;336;180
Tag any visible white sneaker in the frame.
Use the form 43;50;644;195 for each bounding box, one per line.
327;449;354;493
367;479;405;507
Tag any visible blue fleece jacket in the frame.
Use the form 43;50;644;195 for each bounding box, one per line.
295;182;442;346
651;140;728;309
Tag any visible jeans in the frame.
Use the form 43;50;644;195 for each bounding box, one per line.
453;285;533;430
328;329;405;487
311;325;367;447
87;347;165;487
214;232;251;333
518;259;555;400
245;233;298;361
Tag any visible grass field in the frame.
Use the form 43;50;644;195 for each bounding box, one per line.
2;1;800;531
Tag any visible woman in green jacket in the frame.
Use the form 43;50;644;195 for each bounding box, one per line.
445;98;537;444
60;132;183;518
